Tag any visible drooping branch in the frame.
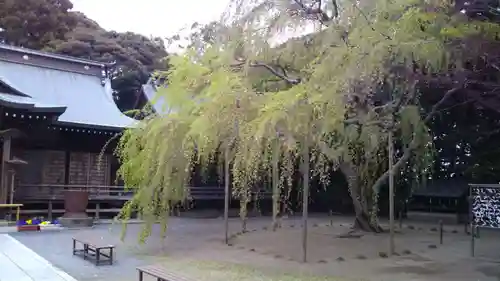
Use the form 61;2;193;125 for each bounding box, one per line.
249;61;302;84
232;58;302;85
370;86;462;192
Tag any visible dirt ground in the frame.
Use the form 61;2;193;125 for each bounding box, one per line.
226;216;500;281
11;215;500;281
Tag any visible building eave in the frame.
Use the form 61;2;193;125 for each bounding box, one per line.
52;120;128;132
0;44;114;68
0;93;67;115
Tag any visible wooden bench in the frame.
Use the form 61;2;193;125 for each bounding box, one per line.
137;264;193;281
72;234;115;266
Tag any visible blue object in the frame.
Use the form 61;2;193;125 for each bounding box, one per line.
16;218;61;226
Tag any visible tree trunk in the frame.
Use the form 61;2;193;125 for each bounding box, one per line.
340;163;384;233
240;190;250;232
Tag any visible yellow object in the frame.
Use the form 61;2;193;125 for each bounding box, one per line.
26;219;32;225
0;203;23;222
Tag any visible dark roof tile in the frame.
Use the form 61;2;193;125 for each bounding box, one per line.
0;60;136;129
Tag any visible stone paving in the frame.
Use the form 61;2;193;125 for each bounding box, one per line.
7;217;295;281
0;234;78;281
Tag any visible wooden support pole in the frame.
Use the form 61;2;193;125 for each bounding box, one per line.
398;209;403;229
388;129;395;255
439;220;443;245
301;137;310;263
272;138;280;231
471;226;476;257
469;191;475;257
224;146;230;244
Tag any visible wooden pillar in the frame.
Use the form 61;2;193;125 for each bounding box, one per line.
95;202;100;221
48;200;53;221
86;152;91;186
64;151;70;185
8;171;15;204
0;136;11;204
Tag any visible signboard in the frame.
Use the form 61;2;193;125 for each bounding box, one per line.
471;185;500;229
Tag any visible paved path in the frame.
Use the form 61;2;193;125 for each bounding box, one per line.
0;234;78;281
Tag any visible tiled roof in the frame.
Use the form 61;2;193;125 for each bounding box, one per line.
0;44;108;67
0;60;136;130
0;92;66;113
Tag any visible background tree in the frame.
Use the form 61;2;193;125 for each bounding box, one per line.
0;0;168;113
122;0;500;240
0;0;76;49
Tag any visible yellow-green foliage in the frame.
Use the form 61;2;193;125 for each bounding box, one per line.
115;0;499;240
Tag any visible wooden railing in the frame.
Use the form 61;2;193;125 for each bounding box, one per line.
15;184;132;201
186;187;272;200
14;184;272;201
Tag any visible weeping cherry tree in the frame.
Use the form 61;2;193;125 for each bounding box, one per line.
115;0;500;243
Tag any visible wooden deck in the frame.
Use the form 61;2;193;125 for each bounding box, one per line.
14;184;273;202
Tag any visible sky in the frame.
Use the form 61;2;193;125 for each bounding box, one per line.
71;0;229;39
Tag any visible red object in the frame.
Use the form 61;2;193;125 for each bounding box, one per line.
17;225;40;232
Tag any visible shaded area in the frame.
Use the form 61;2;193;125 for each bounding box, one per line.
412;180;469;198
408;180;470;223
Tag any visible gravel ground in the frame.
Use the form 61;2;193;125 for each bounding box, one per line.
9;215;500;281
9;217;236;281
